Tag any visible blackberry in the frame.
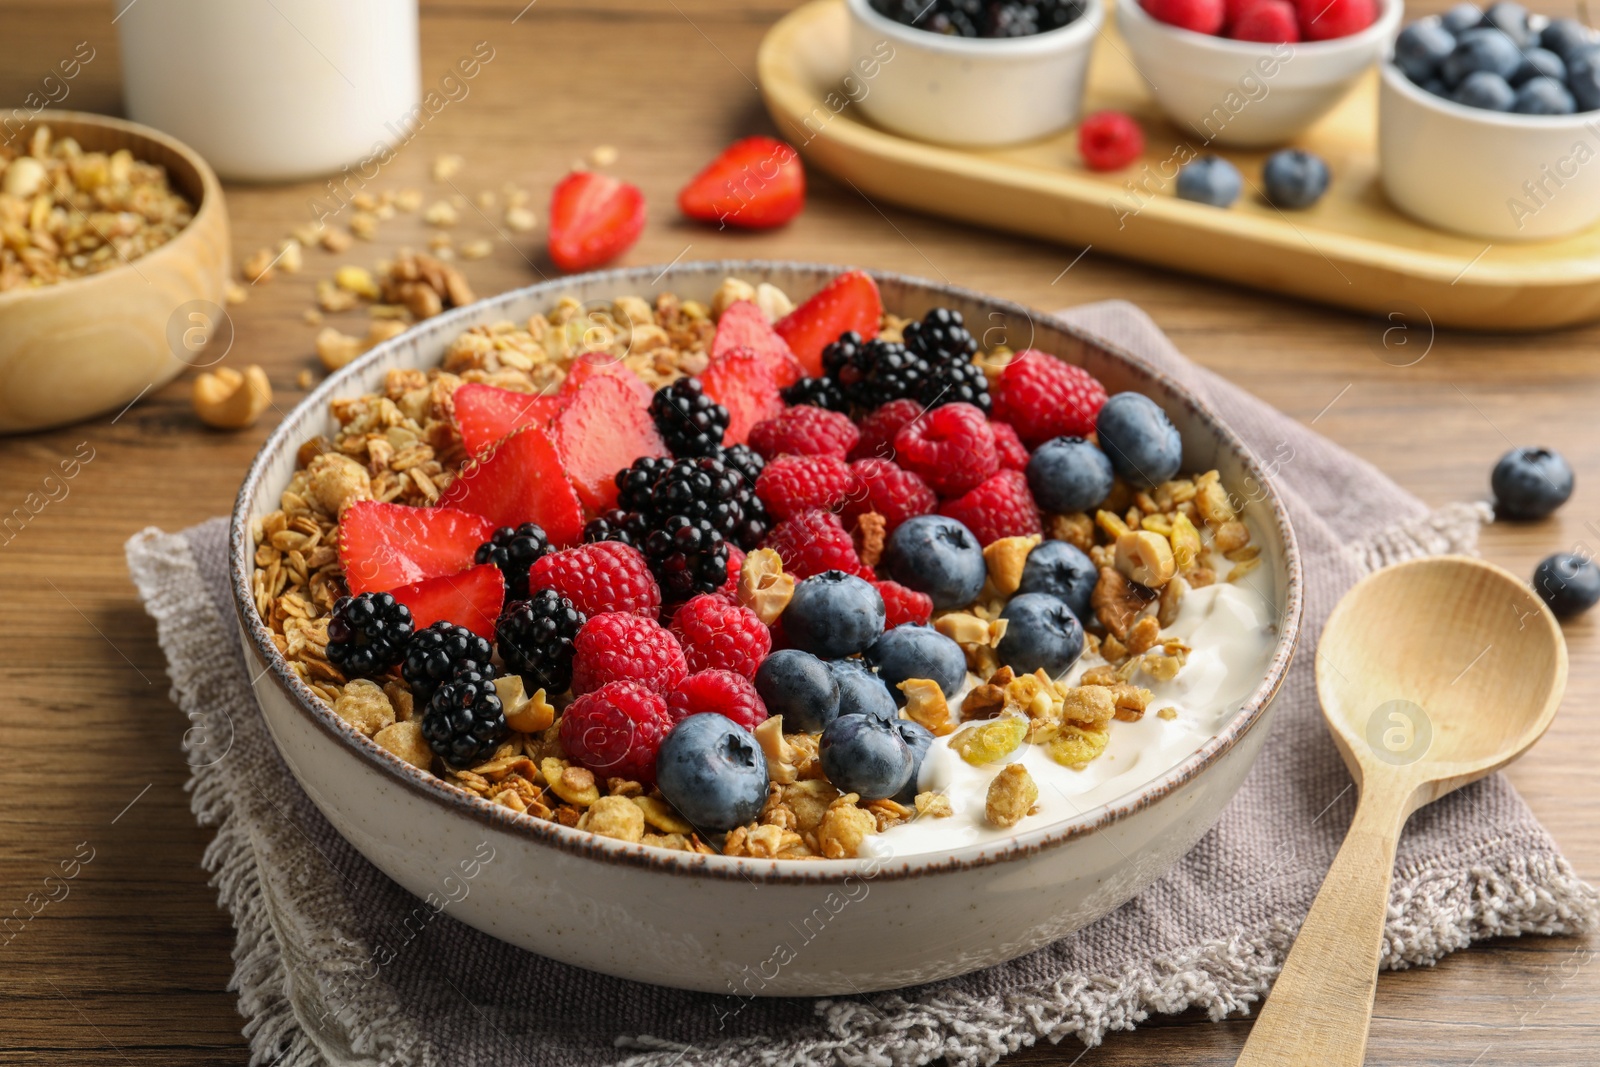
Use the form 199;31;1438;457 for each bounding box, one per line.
615;455;675;514
918;357;991;414
326;592;413;678
421;667;507;766
902;307;979;367
781;375;849;413
496;590;586;695
583;508;647;546
826;335;932;410
1035;0;1086;30
649;378;730;458
473;523;551;600
645;515;731;600
402;621;494;702
715;443;766;487
654;457;750;540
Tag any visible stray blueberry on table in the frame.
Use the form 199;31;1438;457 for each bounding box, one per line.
1175;156;1242;208
326;591;413;678
1491;446;1573;520
1026;435;1114;514
1017;540;1098;620
1532;553;1600;617
782;570;887;659
655;713;770;832
819;713;914;801
754;649;842;733
1262;149;1330;210
997;592;1085;676
827;657;899;723
882;514;987;610
892;720;936;805
866;624;967;705
1095;392;1183;488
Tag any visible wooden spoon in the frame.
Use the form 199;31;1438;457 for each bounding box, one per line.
1235;555;1567;1066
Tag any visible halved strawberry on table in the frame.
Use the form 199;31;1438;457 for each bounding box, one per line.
678;136;805;231
711;300;803;388
439;425;586;547
698;346;784;445
547;170;646;273
454;382;563;459
774;270;882;378
390;563;504;640
554;374;669;512
338;500;497;595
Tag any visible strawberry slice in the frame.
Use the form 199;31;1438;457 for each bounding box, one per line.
774;270;882;377
338;500;497;595
439;425;586;547
547;171;646;273
678;136;805;230
559;350;653;407
712;300;803;388
390;563;504;640
698;347;784;446
454;382;563;458
555;374;669;512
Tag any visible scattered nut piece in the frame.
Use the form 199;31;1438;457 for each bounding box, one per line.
321;227;353;253
1157;575;1186;626
1091;567;1152;639
985;763;1038;829
333;679;395;737
855;512;887;568
1125;615;1162;657
590;144;619;167
373;720;432;770
1214;520;1251;554
225;282;248;305
242;247;276;284
983;534;1040;597
316;327;364;372
432;153;464;182
424;200;459;227
1194;470;1236;527
335;265;381;300
1109;683;1153;722
710;277;757;319
349;211;379;240
899;678;954;736
754;714;799;784
315;278;358;313
505;206;537;232
577;795;645;843
396;188;424;212
3;156;46;197
960;681;1007;722
1048;511;1095;553
194;365;272;429
460;238;493;260
277;238;304;274
737;548;795;625
1114;530;1177;589
1096;508;1131;541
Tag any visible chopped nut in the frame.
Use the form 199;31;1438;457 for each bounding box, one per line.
1114;530;1177;589
1046;722;1111;767
1059;684;1115;728
321;227;353;253
754;715;799;784
737;548;794;625
225;282;248;305
913;791;953;818
335;265;381;300
1142;653;1183;681
333;679;395;737
577;795;645;843
460;238;493;260
1109;683;1153;722
315;279;358;313
817;794;877;858
899;678;954;736
1096;508;1131;541
1188;566;1217;588
541;758;600;807
1048;511;1095;553
306;453;371;515
1091;566;1152;639
194;365;272;429
316;327;364;372
495;675;555;733
242;247;276;284
504;206;537;232
985;763;1038;829
633;795;693;834
366;319;407;347
396;188;424;212
432;153;464;182
590;144;619;167
373;719;432;769
424;200;459;226
277;239;304;274
983;534;1040;597
349;211;379;240
960;681;1006;721
951;715;1027;765
3;156;46;197
935;611;1008;672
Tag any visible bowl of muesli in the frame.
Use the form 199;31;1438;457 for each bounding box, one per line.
231;261;1301;994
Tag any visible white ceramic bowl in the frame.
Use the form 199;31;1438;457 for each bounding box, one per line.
843;0;1105;146
1116;0;1402;147
1378;32;1600;240
230;262;1303;995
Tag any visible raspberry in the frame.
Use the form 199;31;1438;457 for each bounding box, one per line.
571;612;688;695
528;540;661;619
1077;111;1145;172
991;421;1031;471
763;509;863;580
841;458;937;534
874;579;933;627
719;543;745;600
755;454;853;520
893;402;999;497
1142;0;1224;33
1295;0;1373;39
990;352;1108;449
849;398;924;463
559;680;674;784
666;669;768;731
1231;0;1299;39
670;594;772;677
749;404;860;460
938;470;1043;546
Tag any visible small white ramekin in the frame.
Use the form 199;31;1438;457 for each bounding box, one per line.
1378;43;1600;240
843;0;1105;147
1116;0;1401;147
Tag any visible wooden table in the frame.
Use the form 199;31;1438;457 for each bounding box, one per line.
1;1;1595;1063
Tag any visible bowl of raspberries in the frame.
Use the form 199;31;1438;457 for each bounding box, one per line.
230;261;1301;993
1379;3;1600;240
1116;0;1401;146
845;0;1106;146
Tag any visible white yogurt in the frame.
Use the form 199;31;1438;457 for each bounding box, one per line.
862;549;1277;858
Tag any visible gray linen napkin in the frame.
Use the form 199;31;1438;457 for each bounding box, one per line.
127;301;1598;1067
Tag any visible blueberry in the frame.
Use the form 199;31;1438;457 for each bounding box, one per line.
1514;76;1576;114
655;713;769;832
1026;436;1114;514
1176;155;1242;208
1532;553;1600;617
883;514;987;610
782;570;886;659
1422;77;1451;97
819;713;914;800
754;648;841;733
1440;2;1483;34
1095;392;1183;488
1510;46;1566;86
866;624;967;705
827;658;898;723
1491;446;1574;519
1262;149;1330;210
1017;540;1097;620
1452;70;1516;109
1541;17;1595;61
1481;1;1530;46
996;592;1085;676
1441;29;1523;86
1395;19;1459;83
892;720;935;804
1569;50;1600;110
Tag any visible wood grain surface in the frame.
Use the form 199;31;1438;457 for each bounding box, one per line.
0;1;1595;1064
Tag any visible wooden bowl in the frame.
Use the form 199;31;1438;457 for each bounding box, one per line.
0;111;230;434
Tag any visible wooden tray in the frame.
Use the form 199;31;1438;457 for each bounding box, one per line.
758;0;1600;331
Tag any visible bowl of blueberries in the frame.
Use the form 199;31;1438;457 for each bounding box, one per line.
1380;1;1600;239
846;0;1105;146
